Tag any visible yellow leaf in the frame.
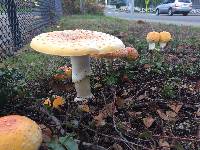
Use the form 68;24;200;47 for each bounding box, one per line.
43;98;51;107
65;67;72;78
53;96;65;108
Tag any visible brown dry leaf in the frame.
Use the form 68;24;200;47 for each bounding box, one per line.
166;111;177;121
143;64;152;69
39;124;52;143
94;102;116;126
168;102;183;113
116;97;125;108
79;104;90;113
94;113;106;127
196;108;200;117
143;116;155;128
159;139;170;150
112;143;123;150
103;102;116;117
128;111;142;117
137;94;146;100
157;109;169;121
195;80;200;91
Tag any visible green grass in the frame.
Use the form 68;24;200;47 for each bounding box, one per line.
3;14;200;80
3;46;68;80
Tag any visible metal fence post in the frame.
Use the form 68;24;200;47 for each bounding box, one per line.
6;0;22;50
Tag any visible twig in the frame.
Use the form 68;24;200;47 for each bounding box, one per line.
153;134;200;142
38;106;65;135
83;125;153;150
75;140;107;150
111;88;135;150
37;106;107;150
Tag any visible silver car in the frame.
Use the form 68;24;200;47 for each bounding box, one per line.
156;0;192;16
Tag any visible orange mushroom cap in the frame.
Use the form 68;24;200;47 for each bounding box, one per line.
146;31;160;43
159;31;172;43
92;47;139;60
0;115;42;150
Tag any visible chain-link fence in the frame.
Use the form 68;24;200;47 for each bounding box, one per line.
0;0;63;59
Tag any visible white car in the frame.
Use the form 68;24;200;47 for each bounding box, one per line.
156;0;192;16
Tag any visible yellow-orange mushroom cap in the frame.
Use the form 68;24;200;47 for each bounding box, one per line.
146;31;160;43
159;31;172;43
0;115;42;150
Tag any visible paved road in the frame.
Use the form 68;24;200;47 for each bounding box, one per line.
105;8;200;26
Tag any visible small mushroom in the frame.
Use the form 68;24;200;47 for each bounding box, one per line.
0;115;42;150
159;31;172;49
92;47;139;71
146;31;160;50
30;29;125;102
93;47;139;60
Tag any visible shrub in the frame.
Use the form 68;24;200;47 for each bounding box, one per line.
85;3;105;15
0;67;26;107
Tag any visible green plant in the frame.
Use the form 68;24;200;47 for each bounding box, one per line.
161;78;181;99
48;134;78;150
104;73;119;85
0;67;26;107
3;50;68;80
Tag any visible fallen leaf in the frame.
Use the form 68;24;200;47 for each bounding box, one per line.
103;102;116;117
112;143;123;150
121;75;130;82
94;83;102;88
137;94;146;100
43;98;51;107
195;80;200;91
128;111;142;117
79;104;90;113
116;97;125;108
168;102;183;113
157;109;169;121
94;113;106;127
196;108;200;117
143;64;152;69
121;122;132;132
159;139;170;150
53;96;65;108
166;111;177;119
39;124;52;142
143;116;155;128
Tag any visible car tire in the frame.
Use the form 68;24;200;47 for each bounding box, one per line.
183;13;188;16
116;4;119;9
168;8;173;16
156;9;160;16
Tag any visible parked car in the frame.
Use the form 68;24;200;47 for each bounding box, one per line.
156;0;192;16
110;0;127;9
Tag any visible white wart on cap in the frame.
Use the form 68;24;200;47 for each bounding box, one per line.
30;29;125;56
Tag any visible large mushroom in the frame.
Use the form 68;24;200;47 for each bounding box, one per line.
30;29;125;102
0;115;42;150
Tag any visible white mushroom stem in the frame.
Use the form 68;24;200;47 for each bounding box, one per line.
70;55;93;102
160;42;167;49
148;43;156;50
